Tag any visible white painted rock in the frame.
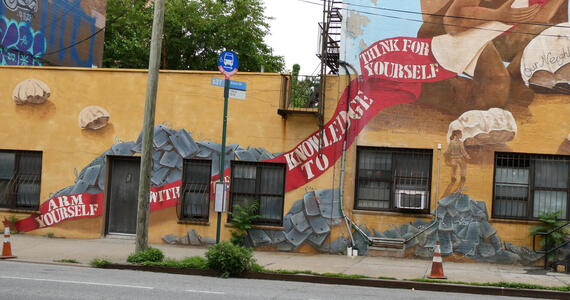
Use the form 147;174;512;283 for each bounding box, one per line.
12;79;51;105
78;106;110;130
447;108;517;146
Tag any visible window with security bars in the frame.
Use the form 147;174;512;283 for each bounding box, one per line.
0;150;42;211
180;159;211;221
355;147;432;212
493;152;570;220
229;161;286;226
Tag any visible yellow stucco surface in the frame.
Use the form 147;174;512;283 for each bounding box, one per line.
0;66;337;241
0;65;568;253
345;89;570;249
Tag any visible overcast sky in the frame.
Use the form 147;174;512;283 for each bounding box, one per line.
263;0;323;75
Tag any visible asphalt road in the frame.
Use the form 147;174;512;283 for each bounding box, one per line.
0;261;531;300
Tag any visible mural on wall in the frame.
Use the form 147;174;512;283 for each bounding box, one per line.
163;189;349;253
343;0;569;114
353;192;542;265
4;1;570;261
1;0;107;67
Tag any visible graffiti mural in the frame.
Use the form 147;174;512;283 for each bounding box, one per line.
3;0;570;265
354;192;542;265
0;16;45;65
1;0;107;67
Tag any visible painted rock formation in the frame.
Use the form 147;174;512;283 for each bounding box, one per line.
359;193;542;265
53;124;281;197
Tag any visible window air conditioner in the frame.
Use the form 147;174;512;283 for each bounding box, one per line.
395;190;426;209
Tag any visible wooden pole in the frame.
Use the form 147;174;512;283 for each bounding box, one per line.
136;0;165;253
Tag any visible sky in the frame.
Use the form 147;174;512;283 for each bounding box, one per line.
263;0;323;75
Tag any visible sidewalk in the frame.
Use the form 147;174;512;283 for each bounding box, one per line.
6;234;570;288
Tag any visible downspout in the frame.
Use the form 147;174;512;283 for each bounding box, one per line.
337;61;370;247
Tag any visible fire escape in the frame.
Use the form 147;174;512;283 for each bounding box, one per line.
278;0;342;152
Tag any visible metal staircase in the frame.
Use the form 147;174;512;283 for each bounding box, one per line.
315;0;343;154
317;0;342;75
277;0;343;155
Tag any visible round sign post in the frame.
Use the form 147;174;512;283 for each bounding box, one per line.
216;51;238;244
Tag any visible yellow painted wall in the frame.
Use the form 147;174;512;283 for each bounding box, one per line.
0;65;341;242
1;65;568;254
341;88;570;249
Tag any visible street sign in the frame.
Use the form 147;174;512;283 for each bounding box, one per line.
215;50;239;243
229;89;246;100
211;77;246;91
214;182;227;212
218;51;238;78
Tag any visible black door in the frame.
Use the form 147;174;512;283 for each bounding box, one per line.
106;156;140;235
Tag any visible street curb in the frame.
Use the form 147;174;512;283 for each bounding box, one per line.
101;264;569;299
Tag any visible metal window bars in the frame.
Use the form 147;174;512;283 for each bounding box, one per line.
179;159;211;221
0;151;42;211
356;147;432;212
493;152;570;220
181;182;210;221
229;161;286;226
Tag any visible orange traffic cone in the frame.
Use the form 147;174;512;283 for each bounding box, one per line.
1;227;16;259
427;241;446;279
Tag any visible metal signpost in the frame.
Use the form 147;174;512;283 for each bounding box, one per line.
215;50;238;244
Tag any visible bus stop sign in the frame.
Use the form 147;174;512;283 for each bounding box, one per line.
218;51;238;79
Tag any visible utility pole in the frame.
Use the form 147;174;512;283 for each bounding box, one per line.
135;0;165;253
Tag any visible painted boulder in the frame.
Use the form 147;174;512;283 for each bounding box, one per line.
78;106;110;130
12;79;51;105
447;108;517;146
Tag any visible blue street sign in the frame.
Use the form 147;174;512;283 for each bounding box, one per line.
211;77;247;91
218;51;238;72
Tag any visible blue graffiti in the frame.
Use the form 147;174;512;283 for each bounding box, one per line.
1;0;98;67
0;16;46;66
42;0;97;67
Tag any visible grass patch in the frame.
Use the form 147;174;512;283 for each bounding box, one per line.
140;256;207;269
90;258;112;268
53;259;79;264
127;247;164;264
251;263;266;273
377;276;397;280
409;278;570;292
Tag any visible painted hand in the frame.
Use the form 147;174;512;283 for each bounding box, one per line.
497;0;541;24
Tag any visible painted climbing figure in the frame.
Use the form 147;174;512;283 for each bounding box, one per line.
445;129;471;184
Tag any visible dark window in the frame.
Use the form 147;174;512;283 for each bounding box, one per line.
180;159;211;221
0;150;42;211
229;161;286;226
493;152;569;220
355;147;432;212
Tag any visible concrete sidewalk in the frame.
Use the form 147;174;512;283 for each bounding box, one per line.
6;234;570;288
